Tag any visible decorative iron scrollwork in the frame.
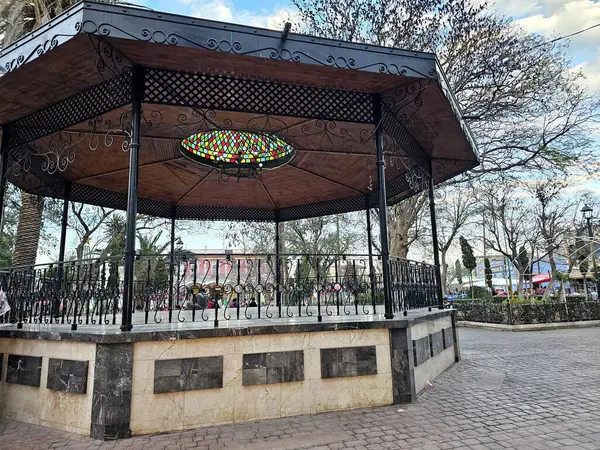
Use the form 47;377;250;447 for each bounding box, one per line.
405;164;429;192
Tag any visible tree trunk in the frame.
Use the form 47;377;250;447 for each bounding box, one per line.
518;273;524;295
441;250;448;297
547;248;557;274
13;192;44;267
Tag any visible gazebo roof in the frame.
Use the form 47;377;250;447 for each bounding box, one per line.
0;1;478;222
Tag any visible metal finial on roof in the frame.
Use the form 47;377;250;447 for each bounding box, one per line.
281;22;291;41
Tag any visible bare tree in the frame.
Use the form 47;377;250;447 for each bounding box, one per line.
526;180;573;275
482;185;539;294
291;0;599;258
69;203;115;261
432;186;476;295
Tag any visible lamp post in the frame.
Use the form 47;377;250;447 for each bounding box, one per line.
175;237;184;253
581;205;600;297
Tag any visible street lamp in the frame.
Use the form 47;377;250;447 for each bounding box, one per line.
175;237;184;253
581;205;600;297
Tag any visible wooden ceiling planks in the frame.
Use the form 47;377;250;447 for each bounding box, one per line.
111;38;403;94
0;37;111;124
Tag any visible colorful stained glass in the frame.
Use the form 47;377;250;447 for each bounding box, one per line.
180;130;294;170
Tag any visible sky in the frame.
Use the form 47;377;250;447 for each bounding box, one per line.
44;0;600;261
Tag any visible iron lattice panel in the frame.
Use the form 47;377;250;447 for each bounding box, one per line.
144;68;374;124
386;175;413;200
71;184;129;212
71;184;171;218
177;205;276;222
279;194;370;222
4;73;132;149
380;107;426;161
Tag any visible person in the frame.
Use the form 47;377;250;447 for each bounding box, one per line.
207;299;215;309
231;299;238;308
248;297;258;307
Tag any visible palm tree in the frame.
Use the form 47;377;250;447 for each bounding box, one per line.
1;0;121;267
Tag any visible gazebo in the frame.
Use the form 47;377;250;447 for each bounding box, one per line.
0;2;477;440
0;2;477;332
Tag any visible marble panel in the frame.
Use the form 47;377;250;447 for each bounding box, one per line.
389;328;416;404
46;358;88;394
320;346;377;379
413;335;430;366
430;331;444;357
6;354;42;387
154;356;223;393
91;343;133;440
242;350;303;385
442;327;454;349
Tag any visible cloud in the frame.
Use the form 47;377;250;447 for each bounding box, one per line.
504;0;600;94
492;0;542;18
178;0;298;30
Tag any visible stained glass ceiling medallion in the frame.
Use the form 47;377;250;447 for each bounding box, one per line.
180;130;295;179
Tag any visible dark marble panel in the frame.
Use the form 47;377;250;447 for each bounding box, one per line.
413;336;430;366
47;358;89;394
242;351;303;386
6;354;42;387
430;331;444;357
91;343;133;440
154;356;223;393
451;312;461;362
442;327;454;349
321;346;377;379
0;310;456;344
389;328;416;404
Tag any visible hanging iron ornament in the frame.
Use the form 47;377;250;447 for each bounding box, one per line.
180;130;295;180
405;164;429;192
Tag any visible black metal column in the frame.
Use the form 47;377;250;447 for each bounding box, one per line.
365;195;377;314
121;66;145;332
427;159;445;310
0;130;8;233
586;217;600;296
374;95;393;319
168;205;176;323
275;212;282;318
56;182;71;320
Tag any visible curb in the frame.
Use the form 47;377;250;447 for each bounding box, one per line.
457;320;600;332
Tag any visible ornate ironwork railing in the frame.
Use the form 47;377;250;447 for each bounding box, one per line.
389;257;439;313
0;253;440;329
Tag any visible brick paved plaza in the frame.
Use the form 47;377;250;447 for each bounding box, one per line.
2;327;600;450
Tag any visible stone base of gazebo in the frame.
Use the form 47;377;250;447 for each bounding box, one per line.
0;310;459;439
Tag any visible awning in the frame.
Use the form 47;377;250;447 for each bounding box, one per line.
532;274;552;284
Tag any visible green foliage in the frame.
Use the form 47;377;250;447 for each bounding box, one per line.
460;236;476;272
471;286;492;299
455;259;463;285
484;257;493;291
518;246;530;280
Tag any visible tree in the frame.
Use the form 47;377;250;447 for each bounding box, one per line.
291;0;599;258
422;185;476;295
484;257;492;292
387;193;427;258
69;203;115;261
482;185;539;294
460;236;476;298
1;0;121;267
518;246;529;288
455;259;463;286
526;180;575;276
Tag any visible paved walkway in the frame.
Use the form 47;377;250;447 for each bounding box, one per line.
3;328;600;449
